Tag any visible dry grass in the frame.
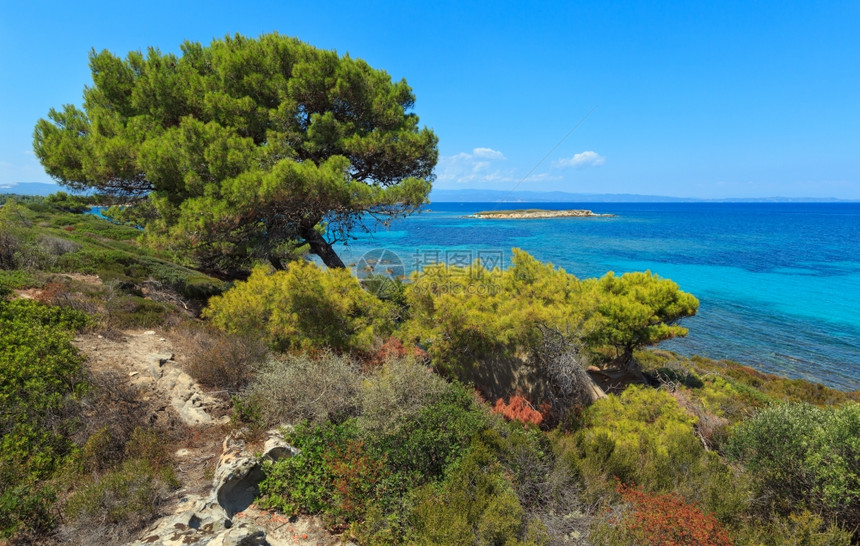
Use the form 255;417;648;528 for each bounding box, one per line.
173;323;269;397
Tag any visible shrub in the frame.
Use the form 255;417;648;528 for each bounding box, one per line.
43;191;94;214
257;420;365;517
357;357;447;435
401;249;698;373
725;402;860;530
734;510;854;546
368;380;489;482
0;269;38;292
493;394;544;427
410;441;531;545
600;482;733;546
257;379;490;542
39;235;81;257
323;439;389;529
0;462;57;540
237;351;361;427
63;458;178;543
204;261;395;354
571;386;706;498
104;292;176;328
179;325;268;395
0;231;19;270
0;298;88;538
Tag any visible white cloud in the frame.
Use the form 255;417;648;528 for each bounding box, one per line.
436;147;513;184
523;172;562;183
554;150;606;169
472;147;506;160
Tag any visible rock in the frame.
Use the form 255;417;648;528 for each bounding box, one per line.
213;437;263;518
261;430;297;462
147;353;173;379
131;502;266;545
133;429;296;545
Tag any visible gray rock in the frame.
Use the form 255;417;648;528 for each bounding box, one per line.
146;353;173;379
132;428;296;546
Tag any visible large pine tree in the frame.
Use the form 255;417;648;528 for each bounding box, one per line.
34;33;438;275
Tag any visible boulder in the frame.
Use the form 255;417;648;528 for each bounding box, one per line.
132;428;295;546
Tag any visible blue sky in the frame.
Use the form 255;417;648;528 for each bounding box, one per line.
1;1;858;198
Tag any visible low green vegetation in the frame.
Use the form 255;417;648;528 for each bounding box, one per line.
2;197;858;544
402;249;699;372
204;261;396;354
0;196;206;541
0;298;88;538
726;402;860;531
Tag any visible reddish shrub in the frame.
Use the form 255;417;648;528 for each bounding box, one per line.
364;336;426;370
493;394;543;426
614;482;733;546
34;281;67;305
323;440;388;528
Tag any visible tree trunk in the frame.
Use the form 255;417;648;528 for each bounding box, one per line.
269;255;286;270
301;228;346;269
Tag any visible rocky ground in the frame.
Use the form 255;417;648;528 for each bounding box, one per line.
72;326;343;546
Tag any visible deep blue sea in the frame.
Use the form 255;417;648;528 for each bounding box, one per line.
333;202;860;391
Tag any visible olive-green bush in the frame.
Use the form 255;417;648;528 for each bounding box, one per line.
205;261;395;354
401;249;698;373
726;402;860;532
0;299;88;538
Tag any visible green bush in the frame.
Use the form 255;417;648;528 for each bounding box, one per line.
726;402;860;531
401;249;698;374
204;261;396;354
0;298;88;538
367;380;489;482
407;421;589;546
0;270;39;291
0;461;58;540
572;386;703;494
732;510;853;546
257;379;491;541
410;439;533;545
43;191;95;214
258;420;363;517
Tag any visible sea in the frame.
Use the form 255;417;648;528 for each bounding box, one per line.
332;202;860;392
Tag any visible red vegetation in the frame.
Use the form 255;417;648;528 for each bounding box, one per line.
364;336;426;370
323;440;387;526
614;482;733;545
493;394;543;426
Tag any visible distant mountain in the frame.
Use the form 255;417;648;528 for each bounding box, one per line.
428;189;853;203
0;182;63;196
2;182;851;203
429;189;692;202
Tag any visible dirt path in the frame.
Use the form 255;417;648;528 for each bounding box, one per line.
73;328;344;545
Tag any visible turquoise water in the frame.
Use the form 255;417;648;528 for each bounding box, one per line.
333;202;860;391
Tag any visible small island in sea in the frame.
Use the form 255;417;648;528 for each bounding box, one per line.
467;208;615;219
